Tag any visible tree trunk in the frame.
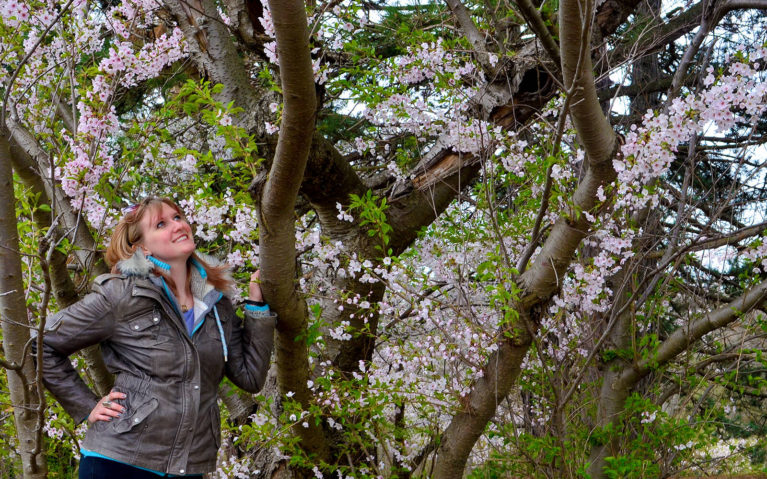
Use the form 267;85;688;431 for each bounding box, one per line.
258;0;325;467
0;131;46;478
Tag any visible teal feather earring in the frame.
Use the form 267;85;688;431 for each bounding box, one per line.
147;255;171;271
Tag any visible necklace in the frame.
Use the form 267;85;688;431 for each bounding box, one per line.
180;292;193;313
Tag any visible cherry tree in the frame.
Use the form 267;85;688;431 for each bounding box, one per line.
1;0;767;478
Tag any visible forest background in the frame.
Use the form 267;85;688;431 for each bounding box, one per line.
1;0;767;477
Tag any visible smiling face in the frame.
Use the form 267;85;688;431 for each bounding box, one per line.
137;202;196;264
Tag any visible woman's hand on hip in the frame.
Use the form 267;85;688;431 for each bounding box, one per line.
88;390;127;423
248;270;264;302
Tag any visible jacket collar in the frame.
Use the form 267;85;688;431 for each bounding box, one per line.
116;250;232;303
115;249;155;277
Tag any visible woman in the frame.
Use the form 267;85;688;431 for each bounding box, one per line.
40;197;275;478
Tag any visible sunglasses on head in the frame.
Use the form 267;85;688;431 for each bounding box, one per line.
122;203;140;215
121;197;160;216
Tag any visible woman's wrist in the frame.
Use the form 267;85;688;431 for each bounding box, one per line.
248;270;264;305
248;284;263;302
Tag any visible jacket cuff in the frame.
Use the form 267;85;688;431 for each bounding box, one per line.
244;307;277;322
244;301;269;313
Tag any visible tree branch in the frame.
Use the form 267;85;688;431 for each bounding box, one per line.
606;1;705;69
648;220;767;259
668;0;716;100
560;0;617;165
619;279;767;389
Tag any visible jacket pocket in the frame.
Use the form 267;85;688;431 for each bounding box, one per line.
113;396;159;433
125;308;168;344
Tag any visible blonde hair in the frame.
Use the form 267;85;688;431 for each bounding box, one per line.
105;197;233;293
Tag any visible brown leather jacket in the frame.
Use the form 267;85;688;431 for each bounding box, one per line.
40;252;275;475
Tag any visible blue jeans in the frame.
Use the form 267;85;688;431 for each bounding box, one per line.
78;456;203;478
